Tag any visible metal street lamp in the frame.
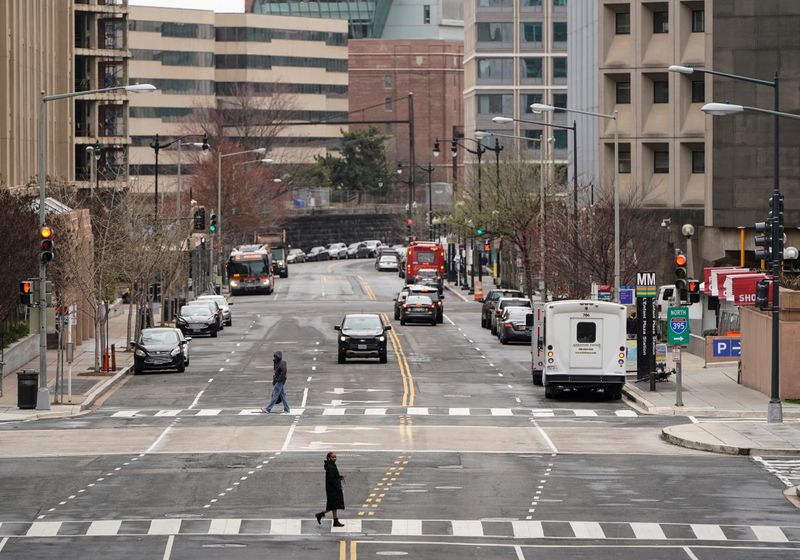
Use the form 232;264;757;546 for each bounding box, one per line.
36;82;156;409
531;103;621;301
673;65;784;423
150;133;209;220
701;102;800;121
85;139;101;191
177;141;210;218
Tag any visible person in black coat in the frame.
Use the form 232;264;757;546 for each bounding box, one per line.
315;451;345;527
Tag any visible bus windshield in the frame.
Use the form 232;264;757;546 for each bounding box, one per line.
229;257;270;277
272;248;285;261
414;252;436;264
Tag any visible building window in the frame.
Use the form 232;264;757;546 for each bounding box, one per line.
553;93;567;110
384;75;392;89
691;80;705;103
522;0;542;6
384;97;393;111
524;129;543;150
521;22;543;44
477;22;513;43
553;58;567;79
692;10;704;32
653;10;668;33
521;57;543;79
653;80;668;103
654;151;669;173
479;0;512;7
619;148;631;174
553;21;567;44
616;81;631;104
477;94;513;114
553;130;568;150
523;93;543;113
424;5;431;24
477;58;513;81
553;0;567;6
692;150;705;173
615;11;630;34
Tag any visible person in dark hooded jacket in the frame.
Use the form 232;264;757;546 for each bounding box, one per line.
261;351;290;413
315;451;345;527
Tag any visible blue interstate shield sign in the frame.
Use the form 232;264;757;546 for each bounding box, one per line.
670;317;687;334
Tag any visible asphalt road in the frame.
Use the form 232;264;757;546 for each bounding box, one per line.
0;258;798;559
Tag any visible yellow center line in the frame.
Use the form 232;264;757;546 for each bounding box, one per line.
381;313;413;406
339;540;346;560
351;540;357;560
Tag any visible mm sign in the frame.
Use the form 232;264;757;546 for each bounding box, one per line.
668;306;690;345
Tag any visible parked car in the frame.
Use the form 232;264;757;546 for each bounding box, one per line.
400;295;437;326
481;288;525;329
360;239;382;258
376;254;399;272
197;294;232;326
490;297;532;335
132;327;189;374
496;307;532;344
287;248;306;264
327;242;348;260
335;313;391;364
177;303;220;337
189;299;224;331
308;246;330;262
346;242;363;259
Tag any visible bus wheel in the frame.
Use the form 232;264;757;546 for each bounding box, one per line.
544;385;556;399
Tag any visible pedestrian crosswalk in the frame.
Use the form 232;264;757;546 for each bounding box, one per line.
107;407;638;419
1;517;796;542
753;456;800;487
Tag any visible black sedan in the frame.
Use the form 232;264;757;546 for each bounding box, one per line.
335;313;391;364
176;304;220;337
308;246;330;261
132;328;190;374
400;295;437;326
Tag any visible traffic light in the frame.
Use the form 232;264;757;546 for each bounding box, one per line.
40;225;54;263
754;221;772;263
756;278;770;310
451;138;458;158
476;227;484;236
483;242;491;252
209;213;217;233
193;208;206;230
19;280;33;305
688;279;700;304
407;219;413;226
674;252;687;302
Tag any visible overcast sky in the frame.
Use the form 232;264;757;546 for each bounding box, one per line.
129;0;244;12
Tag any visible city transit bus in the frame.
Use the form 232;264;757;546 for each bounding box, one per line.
227;246;274;295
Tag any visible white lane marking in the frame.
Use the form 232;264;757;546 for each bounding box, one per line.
533;411;554;417
239;409;265;415
534;423;558;454
189;391;205;409
444;314;455;325
209;519;242;535
497;373;504;377
112;410;139;418
312;366;316;371
154;410;182;417
682;546;701;560
365;408;387;415
752;526;789;542
323;408;346;415
195;409;222;416
281;423;297;451
307;376;313;382
451;520;484;537
515;398;521;403
25;522;61;537
208;378;214;383
144;424;175;454
690;524;726;540
688;415;698;424
87;520;121;536
270;519;302;535
573;409;598;417
512;520;544;538
273;293;279;300
301;388;309;408
570;521;605;539
331;519;362;533
0;538;7;552
449;408;470;416
391;519;422;536
615;410;638;417
149;519;182;535
490;408;513;416
162;534;174;560
218;367;225;372
406;407;429;415
514;545;525;560
631;522;666;540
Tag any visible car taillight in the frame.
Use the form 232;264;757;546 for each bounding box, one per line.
403;304;410;309
428;305;434;310
504;322;513;328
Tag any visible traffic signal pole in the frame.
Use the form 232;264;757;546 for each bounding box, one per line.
769;73;782;423
37;93;50;410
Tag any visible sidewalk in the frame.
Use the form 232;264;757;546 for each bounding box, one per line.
624;351;800;456
0;302;134;422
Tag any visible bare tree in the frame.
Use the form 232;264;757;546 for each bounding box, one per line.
0;189;39;336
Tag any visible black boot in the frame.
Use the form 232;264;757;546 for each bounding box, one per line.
333;519;344;527
315;512;324;525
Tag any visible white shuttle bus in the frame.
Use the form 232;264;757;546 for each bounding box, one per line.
530;300;627;400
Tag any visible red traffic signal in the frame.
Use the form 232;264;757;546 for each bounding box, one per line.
407;219;413;226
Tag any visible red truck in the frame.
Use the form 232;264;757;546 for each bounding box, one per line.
405;241;445;291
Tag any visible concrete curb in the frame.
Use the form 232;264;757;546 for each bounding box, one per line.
661;426;800;457
444;283;472;303
81;365;132;411
784;486;800;510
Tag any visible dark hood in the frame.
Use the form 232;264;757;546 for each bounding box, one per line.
274;351;283;361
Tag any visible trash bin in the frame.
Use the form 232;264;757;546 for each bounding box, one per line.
17;370;38;409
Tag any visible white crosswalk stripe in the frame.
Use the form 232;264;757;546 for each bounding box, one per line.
105;407;638;418
364;408;386;415
323;408;346;415
195;409;222;416
2;518;796;541
614;410;638;417
449;408;471;415
111;410;139;418
753;456;800;487
154;410;181;417
490;408;514;416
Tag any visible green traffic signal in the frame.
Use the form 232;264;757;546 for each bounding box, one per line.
209;224;217;233
476;228;484;236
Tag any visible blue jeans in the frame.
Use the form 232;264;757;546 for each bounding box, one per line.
265;382;290;412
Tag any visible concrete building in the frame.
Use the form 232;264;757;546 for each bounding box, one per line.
127;6;349;195
0;1;74;189
247;0;464;40
464;0;570;171
595;0;800;265
348;39;463;187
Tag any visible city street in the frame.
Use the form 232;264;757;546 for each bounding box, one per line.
0;259;798;559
